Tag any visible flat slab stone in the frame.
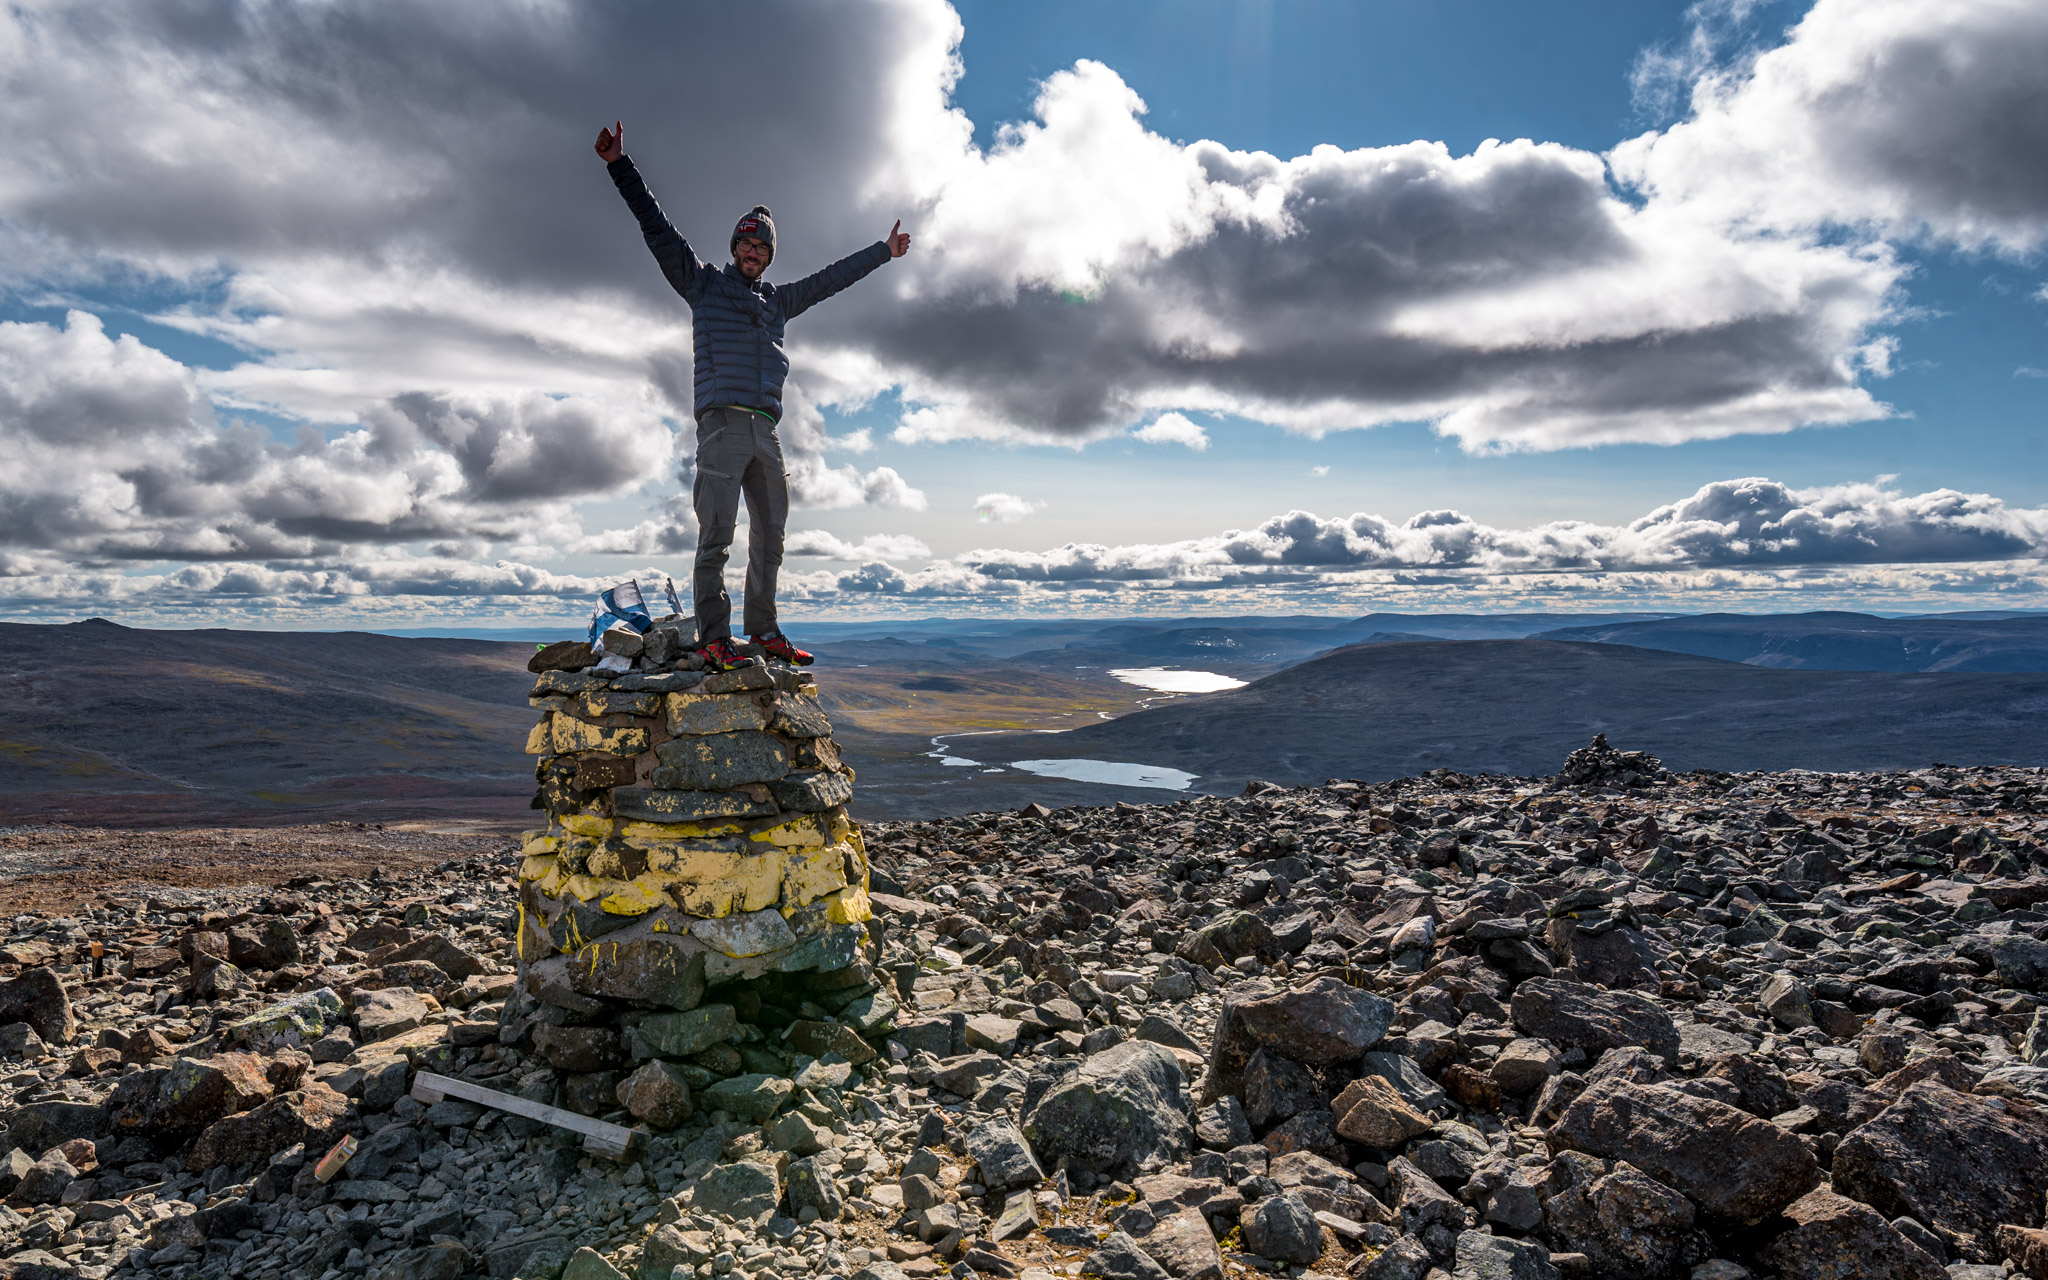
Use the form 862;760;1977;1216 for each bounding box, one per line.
613;787;778;824
768;770;853;813
652;731;790;791
1678;1020;1756;1060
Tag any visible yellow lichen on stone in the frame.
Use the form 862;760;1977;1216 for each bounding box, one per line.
821;884;873;925
552;837;599;876
621;819;747;842
782;841;852;908
666;690;772;736
580;689;661;718
524;717;552;754
599;876;673;916
532;860;568;896
664;848;785;918
560;873;606;902
551;717;650;756
750;814;829;848
515;903;553;963
557;813;613;839
636;840;738;872
520;831;558;858
519;853;559;883
586;845;628;879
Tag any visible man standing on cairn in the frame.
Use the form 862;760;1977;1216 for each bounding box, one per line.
595;120;911;671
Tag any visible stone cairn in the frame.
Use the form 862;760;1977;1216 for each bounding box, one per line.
514;621;886;1106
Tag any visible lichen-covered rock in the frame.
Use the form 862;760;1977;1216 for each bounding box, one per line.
651;731;790;791
105;1052;275;1137
226;918;302;970
1081;1231;1172;1280
1993;937;2048;992
224;987;343;1051
1452;1231;1561;1280
354;988;430;1042
785;1155;844;1222
636;1003;738;1057
5;1101;103;1153
964;1116;1044;1192
700;1073;793;1123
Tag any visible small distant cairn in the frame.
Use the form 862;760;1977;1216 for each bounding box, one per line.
513;617;884;1094
1555;732;1670;789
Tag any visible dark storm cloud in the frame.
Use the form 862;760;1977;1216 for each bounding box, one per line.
7;0;937;293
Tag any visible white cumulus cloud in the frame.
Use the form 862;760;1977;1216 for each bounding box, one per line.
1132;413;1211;451
975;493;1045;524
786;530;932;561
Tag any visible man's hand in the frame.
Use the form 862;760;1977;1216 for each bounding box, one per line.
594;120;624;164
885;220;912;258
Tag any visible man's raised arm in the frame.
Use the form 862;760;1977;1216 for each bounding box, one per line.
594;121;708;304
779;220;913;319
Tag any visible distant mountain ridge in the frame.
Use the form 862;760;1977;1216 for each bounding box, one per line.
1534;610;2048;672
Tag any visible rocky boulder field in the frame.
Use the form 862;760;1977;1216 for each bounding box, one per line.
1;740;2046;1280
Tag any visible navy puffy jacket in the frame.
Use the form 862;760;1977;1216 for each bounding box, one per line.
608;156;891;422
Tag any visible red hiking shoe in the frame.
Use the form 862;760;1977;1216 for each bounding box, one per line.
751;632;814;666
697;637;749;672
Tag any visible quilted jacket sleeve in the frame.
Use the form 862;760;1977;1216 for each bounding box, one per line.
607;156;709;304
777;242;892;320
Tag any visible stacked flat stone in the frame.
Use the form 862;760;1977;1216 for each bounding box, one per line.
516;643;871;1013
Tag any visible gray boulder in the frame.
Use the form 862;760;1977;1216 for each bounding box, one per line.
1992;937;2048;992
1510;978;1679;1063
1542;1161;1707;1278
1452;1231;1561;1280
1831;1082;2048;1262
0;968;75;1044
1023;1041;1192;1181
693;1157;783;1220
1241;1191;1323;1266
1757;1188;1945;1280
1233;976;1395;1064
1081;1231;1172;1280
1549;1078;1816;1223
964;1116;1044;1192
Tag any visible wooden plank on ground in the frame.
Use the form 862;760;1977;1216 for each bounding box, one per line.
411;1070;644;1161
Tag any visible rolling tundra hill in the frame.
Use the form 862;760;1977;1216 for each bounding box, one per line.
964;638;2048;793
0;619;537;824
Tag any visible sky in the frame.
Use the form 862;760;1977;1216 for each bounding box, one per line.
0;0;2044;630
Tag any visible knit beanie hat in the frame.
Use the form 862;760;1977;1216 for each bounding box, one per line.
731;205;776;261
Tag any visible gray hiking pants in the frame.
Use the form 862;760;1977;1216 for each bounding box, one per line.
692;407;788;641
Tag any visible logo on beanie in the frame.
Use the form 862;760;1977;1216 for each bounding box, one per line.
736;219;761;236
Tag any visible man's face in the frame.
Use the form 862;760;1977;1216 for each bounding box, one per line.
733;237;770;280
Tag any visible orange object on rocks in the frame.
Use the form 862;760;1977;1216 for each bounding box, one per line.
312;1133;357;1183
